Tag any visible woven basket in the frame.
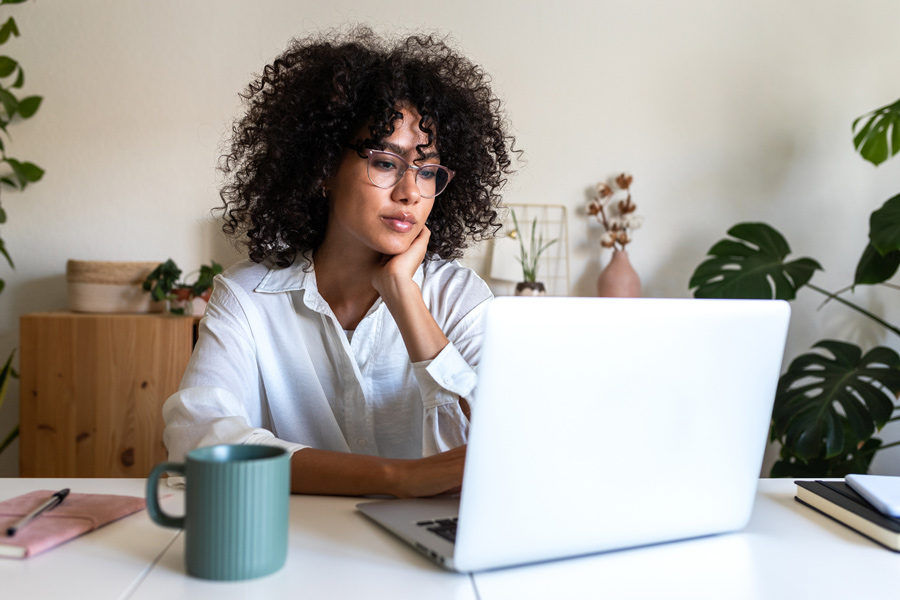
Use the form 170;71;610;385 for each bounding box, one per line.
66;260;162;313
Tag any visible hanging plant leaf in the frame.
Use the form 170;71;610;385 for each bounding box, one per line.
16;94;39;118
17;160;42;182
0;87;17;117
853;98;900;166
689;222;822;299
0;17;18;45
0;237;12;268
771;340;900;463
0;55;16;78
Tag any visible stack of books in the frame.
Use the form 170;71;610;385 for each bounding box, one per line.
795;479;900;552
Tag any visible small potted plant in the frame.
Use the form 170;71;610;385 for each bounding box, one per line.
510;208;557;296
142;259;223;315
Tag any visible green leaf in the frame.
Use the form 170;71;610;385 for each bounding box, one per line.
689;222;822;299
0;238;13;269
11;65;22;88
0;176;15;188
189;260;223;297
16;95;40;118
0;0;30;5
771;340;900;463
0;55;16;78
0;349;15;412
0;18;19;45
868;192;900;255
854;242;900;285
5;157;26;188
0;424;18;457
852;98;900;166
143;259;182;303
0;206;7;223
18;160;43;182
0;87;18;117
770;435;881;478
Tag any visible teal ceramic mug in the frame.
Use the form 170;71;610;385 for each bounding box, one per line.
146;444;291;581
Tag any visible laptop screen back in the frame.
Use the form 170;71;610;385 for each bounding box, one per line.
453;297;790;572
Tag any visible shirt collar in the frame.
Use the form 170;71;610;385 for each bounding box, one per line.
254;254;427;314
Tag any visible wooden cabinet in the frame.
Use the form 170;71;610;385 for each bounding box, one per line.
19;312;195;477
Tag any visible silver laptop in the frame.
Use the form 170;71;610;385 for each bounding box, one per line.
357;297;790;572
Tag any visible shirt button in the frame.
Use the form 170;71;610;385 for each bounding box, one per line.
357;439;367;447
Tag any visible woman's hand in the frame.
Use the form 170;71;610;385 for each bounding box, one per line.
372;226;431;297
387;445;467;498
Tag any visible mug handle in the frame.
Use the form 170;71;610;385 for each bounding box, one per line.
146;462;185;529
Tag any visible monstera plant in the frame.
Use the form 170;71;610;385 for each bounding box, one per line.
689;97;900;478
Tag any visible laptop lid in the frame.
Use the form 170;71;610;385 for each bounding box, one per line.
451;297;790;571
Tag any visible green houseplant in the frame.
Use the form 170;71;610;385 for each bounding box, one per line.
689;97;900;477
510;208;557;295
142;259;223;315
0;0;43;459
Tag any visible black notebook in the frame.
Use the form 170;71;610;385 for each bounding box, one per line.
795;480;900;552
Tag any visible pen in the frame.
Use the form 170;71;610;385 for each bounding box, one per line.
5;488;70;537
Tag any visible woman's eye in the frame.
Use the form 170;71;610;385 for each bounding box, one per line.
373;159;398;171
419;168;438;181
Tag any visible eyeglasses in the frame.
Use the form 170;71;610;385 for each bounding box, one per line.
363;149;455;199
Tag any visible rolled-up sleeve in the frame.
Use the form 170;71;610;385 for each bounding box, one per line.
162;276;308;463
412;296;490;455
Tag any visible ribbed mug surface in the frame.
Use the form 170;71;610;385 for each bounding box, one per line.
183;445;290;581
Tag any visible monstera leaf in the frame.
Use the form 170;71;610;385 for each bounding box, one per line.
853;98;900;166
855;193;900;285
771;435;882;479
689;223;822;299
771;340;900;463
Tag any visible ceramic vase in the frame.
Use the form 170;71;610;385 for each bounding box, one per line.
596;250;641;297
515;281;547;296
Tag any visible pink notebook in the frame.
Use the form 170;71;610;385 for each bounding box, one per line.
0;490;146;558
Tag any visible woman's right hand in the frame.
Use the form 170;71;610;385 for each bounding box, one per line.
387;445;467;498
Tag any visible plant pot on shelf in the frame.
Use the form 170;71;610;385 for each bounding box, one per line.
515;281;547;296
596;250;641;298
67;260;164;313
168;288;209;317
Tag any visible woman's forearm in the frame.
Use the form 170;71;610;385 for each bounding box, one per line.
377;275;448;363
290;445;466;497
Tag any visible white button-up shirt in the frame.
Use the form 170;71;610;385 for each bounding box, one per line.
162;257;492;463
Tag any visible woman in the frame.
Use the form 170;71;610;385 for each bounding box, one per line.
163;27;516;497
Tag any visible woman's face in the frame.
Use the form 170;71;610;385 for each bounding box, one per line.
323;108;438;260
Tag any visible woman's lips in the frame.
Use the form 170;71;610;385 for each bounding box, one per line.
382;213;416;233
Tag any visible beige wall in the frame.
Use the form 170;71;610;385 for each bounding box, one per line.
1;0;898;476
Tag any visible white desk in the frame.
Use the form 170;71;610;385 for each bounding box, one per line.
2;479;897;599
472;479;900;599
0;478;181;599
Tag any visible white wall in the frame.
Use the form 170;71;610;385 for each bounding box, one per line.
1;0;898;476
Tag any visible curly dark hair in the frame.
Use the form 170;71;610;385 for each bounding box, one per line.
217;26;518;267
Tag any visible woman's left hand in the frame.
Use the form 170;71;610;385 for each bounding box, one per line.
372;226;431;296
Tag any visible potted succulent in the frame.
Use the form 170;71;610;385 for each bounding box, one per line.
689;96;900;477
142;259;223;316
510;208;557;296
